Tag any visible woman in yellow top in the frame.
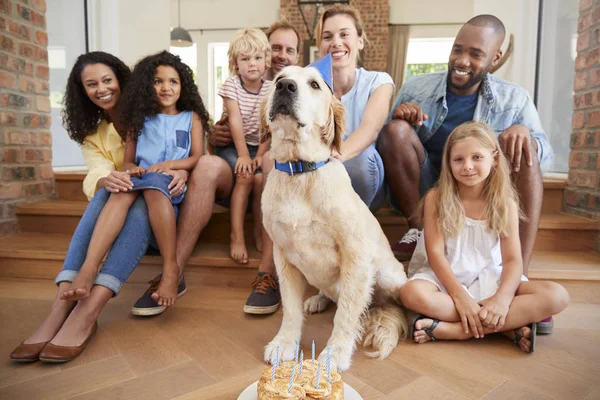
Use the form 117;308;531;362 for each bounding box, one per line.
10;52;187;363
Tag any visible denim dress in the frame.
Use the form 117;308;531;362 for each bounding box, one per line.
130;111;192;205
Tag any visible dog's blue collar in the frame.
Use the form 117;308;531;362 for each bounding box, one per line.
274;159;330;176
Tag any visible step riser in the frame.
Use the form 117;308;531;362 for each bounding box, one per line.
57;179;565;212
541;189;564;214
3;256;597;284
18;214;597;252
57;180;87;202
0;258;257;286
18;213;258;245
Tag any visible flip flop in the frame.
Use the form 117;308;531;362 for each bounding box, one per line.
409;313;440;343
513;323;537;353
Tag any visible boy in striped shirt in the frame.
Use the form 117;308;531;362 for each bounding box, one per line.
216;28;273;265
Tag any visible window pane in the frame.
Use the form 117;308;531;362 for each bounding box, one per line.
47;0;87;168
208;43;230;120
536;0;578;173
405;38;453;79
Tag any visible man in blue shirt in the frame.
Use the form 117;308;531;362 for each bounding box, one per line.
379;15;554;332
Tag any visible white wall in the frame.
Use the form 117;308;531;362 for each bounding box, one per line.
390;0;474;25
88;0;171;67
171;0;279;31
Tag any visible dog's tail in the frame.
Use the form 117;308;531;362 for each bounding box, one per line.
361;304;408;360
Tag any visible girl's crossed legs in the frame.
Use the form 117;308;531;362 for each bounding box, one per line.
399;279;569;352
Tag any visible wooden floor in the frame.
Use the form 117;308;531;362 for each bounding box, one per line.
1;276;599;400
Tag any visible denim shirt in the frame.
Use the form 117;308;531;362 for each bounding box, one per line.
389;71;553;174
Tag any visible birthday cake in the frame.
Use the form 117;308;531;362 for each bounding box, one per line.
257;346;343;399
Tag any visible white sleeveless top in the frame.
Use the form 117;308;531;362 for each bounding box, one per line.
408;217;526;302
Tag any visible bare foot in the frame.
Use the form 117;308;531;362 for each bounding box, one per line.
254;225;263;253
230;237;249;264
503;325;532;353
150;273;179;307
60;268;96;301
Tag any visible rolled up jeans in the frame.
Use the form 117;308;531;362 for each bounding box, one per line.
343;143;386;212
55;188;151;295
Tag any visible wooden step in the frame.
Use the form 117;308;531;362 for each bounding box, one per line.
16;197;600;251
1;232;599;283
56;171;569;213
0;232;259;284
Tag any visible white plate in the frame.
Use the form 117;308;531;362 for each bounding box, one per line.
238;381;363;400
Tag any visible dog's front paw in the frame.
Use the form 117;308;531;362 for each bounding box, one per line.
264;339;298;365
304;294;331;314
318;343;354;372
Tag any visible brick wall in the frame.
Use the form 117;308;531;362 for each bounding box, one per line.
280;0;389;72
0;0;53;234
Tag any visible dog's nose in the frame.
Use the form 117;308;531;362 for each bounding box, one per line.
276;79;297;94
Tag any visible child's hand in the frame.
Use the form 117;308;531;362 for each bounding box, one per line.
150;274;179;307
235;155;254;177
253;155;263;170
148;161;173;173
451;292;484;338
478;294;512;331
127;166;146;178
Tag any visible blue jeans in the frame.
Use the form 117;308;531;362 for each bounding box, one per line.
55;188;152;295
344;144;386;212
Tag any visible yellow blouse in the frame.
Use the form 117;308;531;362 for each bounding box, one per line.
81;119;125;200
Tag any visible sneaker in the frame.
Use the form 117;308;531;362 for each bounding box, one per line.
131;274;187;316
536;316;554;335
243;272;281;315
391;228;421;261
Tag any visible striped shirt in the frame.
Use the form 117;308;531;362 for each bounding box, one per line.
218;75;272;146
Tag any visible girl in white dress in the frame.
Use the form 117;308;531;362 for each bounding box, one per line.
398;121;569;353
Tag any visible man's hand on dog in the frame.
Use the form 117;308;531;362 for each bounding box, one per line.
235;154;254;177
392;102;428;126
498;124;537;173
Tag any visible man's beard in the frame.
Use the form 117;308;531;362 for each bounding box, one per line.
447;62;490;92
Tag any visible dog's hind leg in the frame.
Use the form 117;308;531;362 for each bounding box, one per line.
264;245;307;365
304;290;332;314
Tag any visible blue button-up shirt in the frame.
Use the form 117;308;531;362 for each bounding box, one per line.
388;71;553;174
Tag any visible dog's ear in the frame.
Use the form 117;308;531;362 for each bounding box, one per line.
323;96;345;154
259;97;271;144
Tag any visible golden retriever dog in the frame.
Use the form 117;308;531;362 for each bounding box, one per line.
260;66;408;372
